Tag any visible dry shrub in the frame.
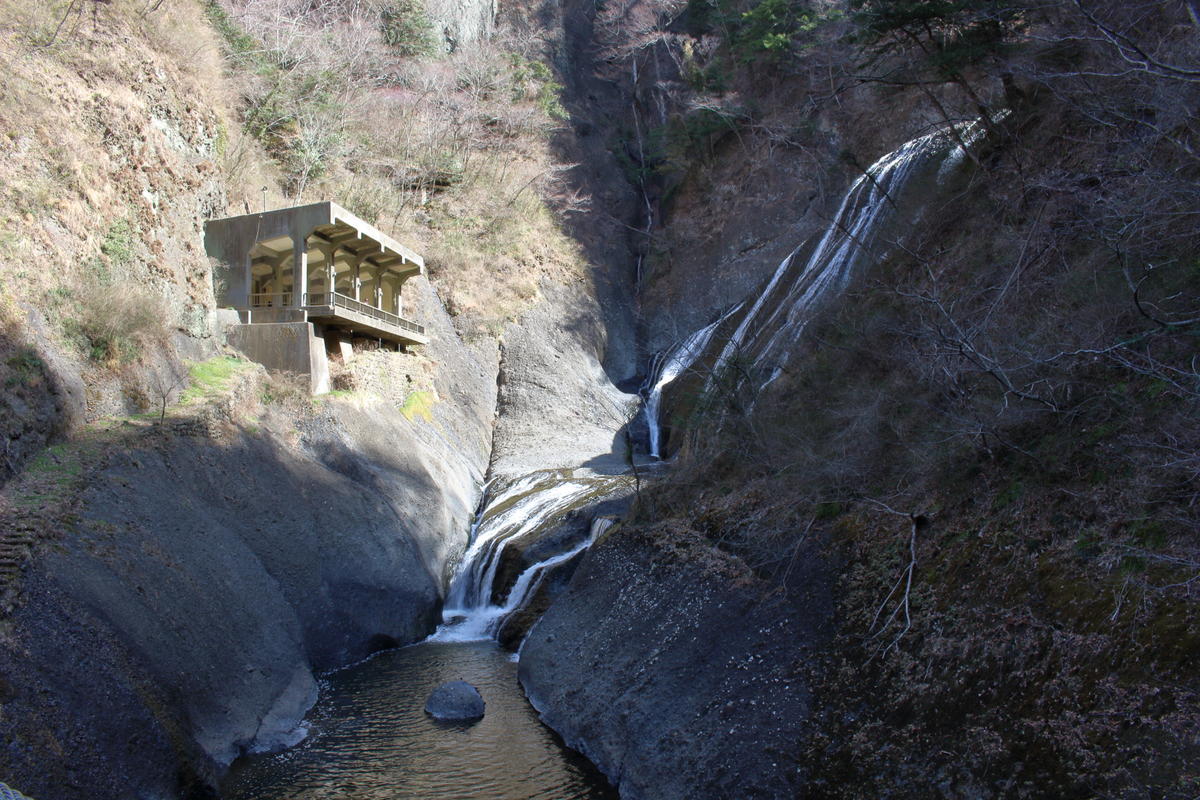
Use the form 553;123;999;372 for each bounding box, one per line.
328;359;357;392
258;368;310;412
140;0;228;95
70;283;168;367
211;0;584;334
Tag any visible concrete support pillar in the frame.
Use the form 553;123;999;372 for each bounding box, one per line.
241;253;252;309
351;257;362;302
328;247;338;299
272;257;284;306
290;228;308;309
315;242;336;303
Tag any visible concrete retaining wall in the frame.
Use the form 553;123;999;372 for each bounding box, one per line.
226;322;330;394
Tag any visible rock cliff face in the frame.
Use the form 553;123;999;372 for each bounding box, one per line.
426;0;496;51
0;276;497;798
489;282;637;479
518;523;835;799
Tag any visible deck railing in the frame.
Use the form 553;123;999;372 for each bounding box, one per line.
303;292;426;336
249;292;294;307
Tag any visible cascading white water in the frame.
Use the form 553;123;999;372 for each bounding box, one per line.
642;304;742;459
431;123;991;648
711;125;981;386
431;470;624;644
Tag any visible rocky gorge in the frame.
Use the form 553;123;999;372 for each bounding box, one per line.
2;0;1199;798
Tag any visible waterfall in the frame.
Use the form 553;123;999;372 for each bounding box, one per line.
432;124;987;647
711;125;980;387
628;123;989;442
642;303;743;459
431;470;624;644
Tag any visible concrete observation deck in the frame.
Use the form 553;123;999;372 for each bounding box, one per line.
205;202;429;393
206;201;428;346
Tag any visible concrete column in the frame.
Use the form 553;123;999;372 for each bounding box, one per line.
351;257;362;302
290;229;308;309
241;253;252;309
272;257;284;306
374;267;383;310
328;247;338;300
315;242;336;304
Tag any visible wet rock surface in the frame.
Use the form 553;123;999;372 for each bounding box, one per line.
490;492;633;606
519;523;835;800
425;680;486;721
489;282;638;480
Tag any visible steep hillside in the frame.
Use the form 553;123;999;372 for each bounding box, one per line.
521;0;1200;796
0;0;650;794
0;0;237;480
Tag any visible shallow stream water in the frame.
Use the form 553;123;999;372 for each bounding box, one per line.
221;640;615;800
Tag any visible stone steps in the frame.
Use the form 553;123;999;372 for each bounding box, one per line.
0;529;38;579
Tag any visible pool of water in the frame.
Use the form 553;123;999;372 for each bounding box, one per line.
222;640;616;800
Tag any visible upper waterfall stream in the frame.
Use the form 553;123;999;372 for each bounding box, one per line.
643;124;984;453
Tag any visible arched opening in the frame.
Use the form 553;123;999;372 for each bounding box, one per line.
248;236;294;306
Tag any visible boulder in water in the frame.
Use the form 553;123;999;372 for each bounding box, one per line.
424;680;485;721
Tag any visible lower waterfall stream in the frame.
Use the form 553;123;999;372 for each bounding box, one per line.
221;468;628;800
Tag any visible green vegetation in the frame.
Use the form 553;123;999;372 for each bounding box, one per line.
11;442;87;510
4;348;43;388
509;55;568;120
380;0;440;57
685;0;837;62
399;389;436;421
99;220;136;274
182;356;250;403
731;0;826;60
202;0;268;67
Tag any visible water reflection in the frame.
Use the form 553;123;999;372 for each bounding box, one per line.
222;641;615;800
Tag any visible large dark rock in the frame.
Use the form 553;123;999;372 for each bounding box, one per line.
518;523;835;800
425;680;485;721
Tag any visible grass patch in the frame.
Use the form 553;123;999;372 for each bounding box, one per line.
4;347;44;388
10;442;88;510
182;356;250;403
399;389;436;421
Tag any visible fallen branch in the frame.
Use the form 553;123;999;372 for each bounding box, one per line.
863;499;925;660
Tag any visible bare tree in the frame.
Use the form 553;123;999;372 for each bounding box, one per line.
150;369;187;424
